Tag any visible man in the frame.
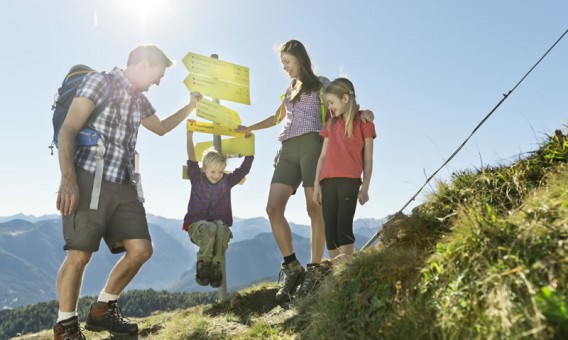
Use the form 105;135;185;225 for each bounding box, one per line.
53;44;201;340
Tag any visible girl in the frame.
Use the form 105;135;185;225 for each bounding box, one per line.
313;78;376;264
237;41;374;301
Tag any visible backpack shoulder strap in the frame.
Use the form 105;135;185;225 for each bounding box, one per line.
86;72;115;125
98;72;115;111
318;76;326;125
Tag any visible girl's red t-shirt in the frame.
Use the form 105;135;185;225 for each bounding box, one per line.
319;111;376;182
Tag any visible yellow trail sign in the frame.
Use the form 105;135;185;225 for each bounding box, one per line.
187;119;246;137
184;74;250;105
194;135;255;161
196;98;241;127
182;52;249;86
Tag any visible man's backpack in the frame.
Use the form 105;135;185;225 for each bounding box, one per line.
50;64;115;210
50;64;114;151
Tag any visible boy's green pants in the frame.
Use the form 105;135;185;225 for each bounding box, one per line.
187;219;233;264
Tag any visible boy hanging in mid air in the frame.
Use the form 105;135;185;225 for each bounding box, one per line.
182;127;254;288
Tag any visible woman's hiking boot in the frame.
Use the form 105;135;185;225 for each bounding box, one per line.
295;261;333;298
275;260;305;302
53;316;85;340
85;300;138;336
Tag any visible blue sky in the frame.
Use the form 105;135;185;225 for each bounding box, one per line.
0;0;567;225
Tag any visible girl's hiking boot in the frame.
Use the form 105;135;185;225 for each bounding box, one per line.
210;262;223;288
295;261;333;298
53;316;85;340
196;260;211;286
275;260;305;302
85;300;138;336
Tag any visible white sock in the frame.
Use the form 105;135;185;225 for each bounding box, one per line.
98;290;119;303
57;311;77;323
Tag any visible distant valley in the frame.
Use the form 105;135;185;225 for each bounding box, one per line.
0;214;383;309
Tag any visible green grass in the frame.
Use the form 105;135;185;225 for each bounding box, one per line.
17;131;568;339
293;131;568;340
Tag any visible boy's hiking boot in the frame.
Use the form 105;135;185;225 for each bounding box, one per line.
295;261;333;299
85;300;138;335
196;260;211;286
53;316;85;340
275;260;305;302
210;262;223;288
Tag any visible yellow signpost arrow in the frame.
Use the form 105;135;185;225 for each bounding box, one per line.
194;135;255;161
187;119;247;137
184;74;250;105
183;52;249;86
196;98;241;127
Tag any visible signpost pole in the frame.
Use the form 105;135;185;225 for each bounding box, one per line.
210;53;227;302
210;54;223;154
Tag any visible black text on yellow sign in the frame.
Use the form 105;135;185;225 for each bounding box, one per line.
196;98;242;127
184;74;250;105
187;119;247;137
182;52;250;86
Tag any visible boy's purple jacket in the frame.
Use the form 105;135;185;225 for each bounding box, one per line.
182;156;254;230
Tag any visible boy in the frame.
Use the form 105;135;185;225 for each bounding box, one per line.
182;131;254;287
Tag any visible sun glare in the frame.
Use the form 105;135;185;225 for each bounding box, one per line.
116;0;168;25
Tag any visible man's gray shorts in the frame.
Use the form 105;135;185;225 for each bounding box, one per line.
62;167;151;254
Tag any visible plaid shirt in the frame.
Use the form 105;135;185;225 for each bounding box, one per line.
182;156;254;230
74;67;155;184
278;76;331;141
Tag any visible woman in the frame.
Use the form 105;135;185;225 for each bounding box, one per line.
238;40;372;301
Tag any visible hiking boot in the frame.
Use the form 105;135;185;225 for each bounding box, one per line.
275;260;305;302
196;260;211;286
85;300;138;335
210;262;223;288
295;261;333;298
53;316;85;340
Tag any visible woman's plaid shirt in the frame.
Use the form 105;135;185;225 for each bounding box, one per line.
278;76;330;142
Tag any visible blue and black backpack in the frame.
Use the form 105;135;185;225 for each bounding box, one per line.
50;64;114;154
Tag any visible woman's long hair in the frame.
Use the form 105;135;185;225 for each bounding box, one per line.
325;78;358;138
280;40;320;101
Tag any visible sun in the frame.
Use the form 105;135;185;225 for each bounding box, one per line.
114;0;169;25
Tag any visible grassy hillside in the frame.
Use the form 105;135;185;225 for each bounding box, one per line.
14;131;568;339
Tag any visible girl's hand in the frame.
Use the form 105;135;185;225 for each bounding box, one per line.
358;189;369;205
312;186;322;206
360;110;374;123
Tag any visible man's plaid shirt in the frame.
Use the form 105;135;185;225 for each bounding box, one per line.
74;67;155;184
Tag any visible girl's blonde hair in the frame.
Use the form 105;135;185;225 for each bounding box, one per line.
202;147;227;170
325;78;358;138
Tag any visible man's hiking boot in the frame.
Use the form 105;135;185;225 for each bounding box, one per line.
295;261;333;298
53;316;85;340
196;260;211;286
210;262;223;288
275;260;305;302
85;300;138;335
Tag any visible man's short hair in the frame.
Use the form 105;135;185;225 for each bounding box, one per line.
127;44;174;68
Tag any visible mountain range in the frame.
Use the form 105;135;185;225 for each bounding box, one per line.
0;214;383;309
